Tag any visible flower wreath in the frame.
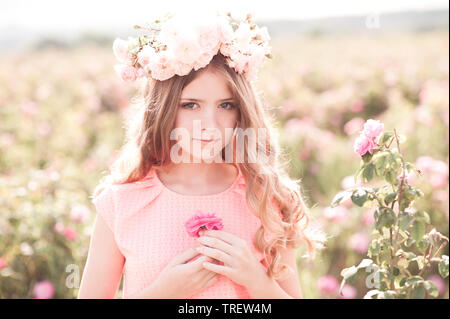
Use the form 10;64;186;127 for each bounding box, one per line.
112;11;272;83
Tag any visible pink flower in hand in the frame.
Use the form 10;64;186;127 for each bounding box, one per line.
185;210;223;238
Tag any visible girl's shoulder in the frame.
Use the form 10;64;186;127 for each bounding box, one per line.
91;169;164;231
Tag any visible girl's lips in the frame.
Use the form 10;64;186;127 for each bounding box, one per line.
194;138;218;142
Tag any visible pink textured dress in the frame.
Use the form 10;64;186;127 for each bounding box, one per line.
91;166;265;299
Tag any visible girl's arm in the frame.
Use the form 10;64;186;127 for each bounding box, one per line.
247;246;303;299
77;214;125;298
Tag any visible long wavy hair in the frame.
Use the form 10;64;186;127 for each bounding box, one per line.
93;53;324;281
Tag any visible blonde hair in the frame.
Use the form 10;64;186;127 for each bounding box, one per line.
93;53;321;280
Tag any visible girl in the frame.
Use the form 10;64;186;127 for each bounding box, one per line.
78;12;321;299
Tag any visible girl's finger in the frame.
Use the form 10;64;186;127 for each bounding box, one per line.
198;235;235;256
202;273;219;289
171;247;202;266
196;245;232;265
202;260;232;276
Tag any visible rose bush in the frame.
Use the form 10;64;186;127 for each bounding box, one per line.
332;119;449;298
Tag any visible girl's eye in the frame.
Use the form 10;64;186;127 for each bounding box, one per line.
181;102;198;110
220;102;235;110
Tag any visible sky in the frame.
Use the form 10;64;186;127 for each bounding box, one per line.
1;0;448;32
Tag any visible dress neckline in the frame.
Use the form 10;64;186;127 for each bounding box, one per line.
152;165;243;198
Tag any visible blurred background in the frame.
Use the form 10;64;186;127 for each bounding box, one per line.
0;0;448;298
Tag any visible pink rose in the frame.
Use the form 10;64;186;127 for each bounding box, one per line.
193;51;215;71
349;232;370;254
217;16;234;43
429;173;448;189
172;32;202;65
137;45;157;67
197;23;221;53
416;156;436;173
33;280;55;299
362;208;376;226
354;133;377;156
416;156;449;188
148;50;176;81
234;22;253;52
20;101;39;117
112;38;132;63
344;117;365;136
231;51;250;74
258;26;271;42
427;274;446;295
351;100;365;113
339;284;357;299
0;257;6;269
63;227;77;241
185;210;224;238
70;204;91;223
53;222;64;233
113;64;138;82
172;61;193;76
323;206;349;223
159;15;186;47
317;275;339;295
362;119;384;141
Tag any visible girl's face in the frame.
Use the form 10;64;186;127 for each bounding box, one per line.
173;69;239;163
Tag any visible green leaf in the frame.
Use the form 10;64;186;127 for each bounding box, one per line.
363;163;376;182
393;267;400;276
411;285;426;299
376;207;396;229
423;280;439;298
414;211;430;224
354;166;364;184
330;190;353;208
405;276;424;287
379;132;394;147
411;220;425;241
413;256;425;270
384;192;397;206
439;255;449;278
374;152;388;176
394;275;407;289
398;213;414;231
362;152;373;163
415;239;427;253
385;169;397;184
377;291;396;299
404;236;415;247
368;240;380;257
351;189;367;207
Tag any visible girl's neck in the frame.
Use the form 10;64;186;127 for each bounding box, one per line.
156;162;239;195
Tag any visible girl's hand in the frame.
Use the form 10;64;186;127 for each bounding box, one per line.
196;229;268;291
147;246;220;298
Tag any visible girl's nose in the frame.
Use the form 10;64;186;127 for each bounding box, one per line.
200;107;218;131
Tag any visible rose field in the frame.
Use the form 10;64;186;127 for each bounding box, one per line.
0;29;448;298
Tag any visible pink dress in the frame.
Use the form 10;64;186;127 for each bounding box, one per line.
91;166;265;299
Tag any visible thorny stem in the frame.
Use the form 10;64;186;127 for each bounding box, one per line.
388;129;407;290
